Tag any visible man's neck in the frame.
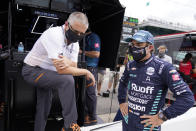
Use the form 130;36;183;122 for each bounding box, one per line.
141;53;152;62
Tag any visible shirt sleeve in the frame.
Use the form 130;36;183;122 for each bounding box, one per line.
162;64;194;119
168;56;172;64
88;34;101;52
40;29;61;59
118;62;130;104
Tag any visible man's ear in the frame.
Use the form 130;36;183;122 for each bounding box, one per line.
65;21;68;26
148;44;154;52
64;21;69;31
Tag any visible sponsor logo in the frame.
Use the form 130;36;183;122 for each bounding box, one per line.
129;109;140;116
132;83;154;94
173;84;185;89
176;90;187;95
173;80;183;86
131;67;137;70
180;63;190;66
169;70;177;74
128;101;146;112
130;91;153;100
146;76;151;81
146;67;155;75
130;74;137;77
128;95;149;104
172;74;180;81
158;64;164;74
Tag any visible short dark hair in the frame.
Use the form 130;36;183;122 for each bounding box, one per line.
183;53;192;63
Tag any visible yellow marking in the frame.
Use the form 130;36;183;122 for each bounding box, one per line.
34;73;45;83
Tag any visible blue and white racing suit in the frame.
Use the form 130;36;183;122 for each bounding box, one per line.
118;55;194;131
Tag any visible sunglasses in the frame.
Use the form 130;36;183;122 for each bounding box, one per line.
68;23;86;36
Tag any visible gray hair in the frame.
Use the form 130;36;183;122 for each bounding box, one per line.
158;45;167;50
67;12;89;29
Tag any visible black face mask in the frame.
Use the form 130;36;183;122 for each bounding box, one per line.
129;46;147;62
65;28;84;44
158;52;165;58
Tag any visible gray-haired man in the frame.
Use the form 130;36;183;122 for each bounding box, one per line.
22;12;95;131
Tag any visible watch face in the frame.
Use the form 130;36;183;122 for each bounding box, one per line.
158;112;167;121
159;113;163;118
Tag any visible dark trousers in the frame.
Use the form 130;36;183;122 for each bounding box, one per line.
113;109;123;122
122;118;128;131
22;65;77;131
85;67;97;120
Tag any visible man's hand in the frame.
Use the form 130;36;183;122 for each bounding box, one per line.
140;114;164;131
86;70;95;87
57;55;77;67
58;55;72;65
53;58;68;70
119;103;128;116
79;49;83;54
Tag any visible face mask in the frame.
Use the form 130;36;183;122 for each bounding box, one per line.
158;52;165;58
65;28;84;44
130;46;147;62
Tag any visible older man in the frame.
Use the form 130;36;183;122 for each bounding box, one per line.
22;12;95;131
156;45;172;64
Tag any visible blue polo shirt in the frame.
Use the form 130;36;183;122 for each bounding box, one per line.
85;33;101;67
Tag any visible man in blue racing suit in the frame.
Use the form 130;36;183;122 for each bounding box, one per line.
118;30;195;131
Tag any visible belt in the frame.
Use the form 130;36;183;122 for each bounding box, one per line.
24;63;40;68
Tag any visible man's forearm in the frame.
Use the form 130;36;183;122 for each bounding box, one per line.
57;66;88;76
85;51;100;58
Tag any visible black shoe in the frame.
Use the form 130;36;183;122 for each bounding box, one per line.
97;93;102;96
62;123;80;131
106;90;110;93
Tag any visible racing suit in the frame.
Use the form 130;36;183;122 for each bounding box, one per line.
118;55;194;131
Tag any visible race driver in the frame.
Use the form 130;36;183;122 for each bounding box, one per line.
118;30;194;131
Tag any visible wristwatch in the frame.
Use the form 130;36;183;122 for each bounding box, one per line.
158;112;167;121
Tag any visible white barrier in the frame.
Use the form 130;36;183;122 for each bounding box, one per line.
81;107;196;131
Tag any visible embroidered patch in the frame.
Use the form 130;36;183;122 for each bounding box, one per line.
94;43;99;48
172;74;180;81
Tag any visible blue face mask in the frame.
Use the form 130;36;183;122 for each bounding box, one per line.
129;46;147;62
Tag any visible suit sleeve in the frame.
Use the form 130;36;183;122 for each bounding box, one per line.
118;62;130;104
162;64;194;119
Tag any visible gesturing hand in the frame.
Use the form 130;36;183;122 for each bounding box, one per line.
140;114;164;131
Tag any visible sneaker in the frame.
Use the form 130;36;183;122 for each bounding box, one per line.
84;115;91;125
62;123;80;131
89;119;97;125
106;89;110;93
84;115;97;126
